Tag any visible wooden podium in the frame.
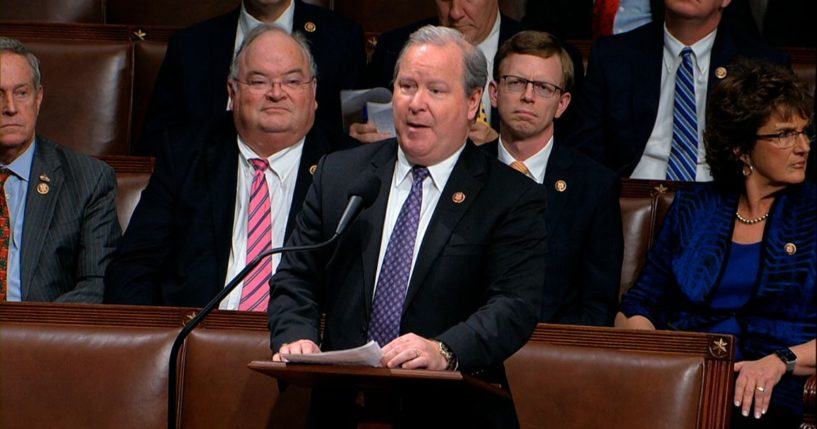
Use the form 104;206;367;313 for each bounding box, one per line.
248;361;511;428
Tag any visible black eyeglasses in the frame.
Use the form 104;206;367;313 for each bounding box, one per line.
755;128;813;149
499;75;563;98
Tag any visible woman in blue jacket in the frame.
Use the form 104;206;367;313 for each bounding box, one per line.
617;60;815;429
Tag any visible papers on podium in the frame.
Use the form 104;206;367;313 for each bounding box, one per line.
280;340;383;367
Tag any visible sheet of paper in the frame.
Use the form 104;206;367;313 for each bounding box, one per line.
280;340;383;367
366;101;395;137
340;87;392;132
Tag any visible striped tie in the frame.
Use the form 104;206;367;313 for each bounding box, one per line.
240;159;272;312
667;47;698;181
0;169;11;301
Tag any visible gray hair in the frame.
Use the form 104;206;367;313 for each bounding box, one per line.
0;36;42;87
229;24;318;83
393;25;487;96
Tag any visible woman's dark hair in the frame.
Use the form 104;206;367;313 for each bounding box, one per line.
704;59;812;192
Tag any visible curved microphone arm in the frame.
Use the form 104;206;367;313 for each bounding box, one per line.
167;233;340;428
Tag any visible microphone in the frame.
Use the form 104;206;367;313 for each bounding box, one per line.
335;173;381;236
167;173;379;428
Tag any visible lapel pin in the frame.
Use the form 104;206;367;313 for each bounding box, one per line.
715;67;727;79
309;164;318;175
452;192;466;204
39;174;51;183
554;180;567;192
304;22;316;32
784;243;797;256
36;183;50;195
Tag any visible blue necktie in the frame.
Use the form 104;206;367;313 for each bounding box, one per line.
368;166;429;346
667;47;698;181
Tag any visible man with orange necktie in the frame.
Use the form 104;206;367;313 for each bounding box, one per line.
483;31;622;325
105;25;355;310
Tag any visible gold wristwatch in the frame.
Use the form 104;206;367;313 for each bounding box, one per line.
438;341;458;371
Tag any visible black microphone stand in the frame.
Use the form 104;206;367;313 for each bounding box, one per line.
166;234;339;428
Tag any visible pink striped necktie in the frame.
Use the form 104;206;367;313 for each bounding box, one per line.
240;158;272;312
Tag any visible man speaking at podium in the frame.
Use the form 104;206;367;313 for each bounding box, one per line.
267;26;547;428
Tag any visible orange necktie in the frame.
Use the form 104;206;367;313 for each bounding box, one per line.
0;169;12;301
510;160;533;179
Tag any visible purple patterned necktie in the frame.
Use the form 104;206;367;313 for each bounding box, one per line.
368;166;429;346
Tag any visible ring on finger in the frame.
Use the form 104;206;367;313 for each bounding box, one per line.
756;386;766;393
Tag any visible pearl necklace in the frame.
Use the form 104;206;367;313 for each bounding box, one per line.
735;211;769;225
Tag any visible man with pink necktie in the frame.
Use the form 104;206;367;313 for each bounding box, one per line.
104;25;355;310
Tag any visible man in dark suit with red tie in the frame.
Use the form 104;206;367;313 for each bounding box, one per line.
268;25;547;428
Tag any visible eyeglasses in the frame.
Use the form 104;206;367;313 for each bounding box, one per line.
500;75;563;98
235;76;315;94
755;128;814;149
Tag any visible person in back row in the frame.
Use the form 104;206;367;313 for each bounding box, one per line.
140;0;365;155
568;0;789;180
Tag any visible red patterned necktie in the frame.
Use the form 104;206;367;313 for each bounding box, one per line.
0;169;12;301
239;159;272;312
592;0;620;39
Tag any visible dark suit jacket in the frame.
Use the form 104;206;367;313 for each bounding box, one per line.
268;140;546;427
104;115;346;307
483;140;622;325
621;182;817;415
20;137;120;302
567;20;790;177
140;0;366;155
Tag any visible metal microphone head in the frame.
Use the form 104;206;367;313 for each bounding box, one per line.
335;174;381;236
348;174;381;209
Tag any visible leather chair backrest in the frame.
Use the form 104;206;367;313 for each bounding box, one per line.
0;322;175;429
180;328;307;428
133;40;169;151
506;324;735;429
0;0;105;23
115;171;151;232
24;39;133;155
106;0;240;26
508;342;704;429
619;196;655;298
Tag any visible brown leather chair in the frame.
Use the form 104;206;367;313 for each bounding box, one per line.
0;0;104;23
180;324;310;428
17;38;134;156
0;305;177;429
133;39;169;150
618;179;681;298
0;303;290;429
99;156;155;232
506;323;736;429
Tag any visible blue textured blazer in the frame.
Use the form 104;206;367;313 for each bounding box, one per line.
621;182;816;414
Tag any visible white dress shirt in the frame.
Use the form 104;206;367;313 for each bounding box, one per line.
221;137;304;310
497;136;554;185
372;144;465;296
631;24;715;181
227;1;295;109
476;13;501;124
